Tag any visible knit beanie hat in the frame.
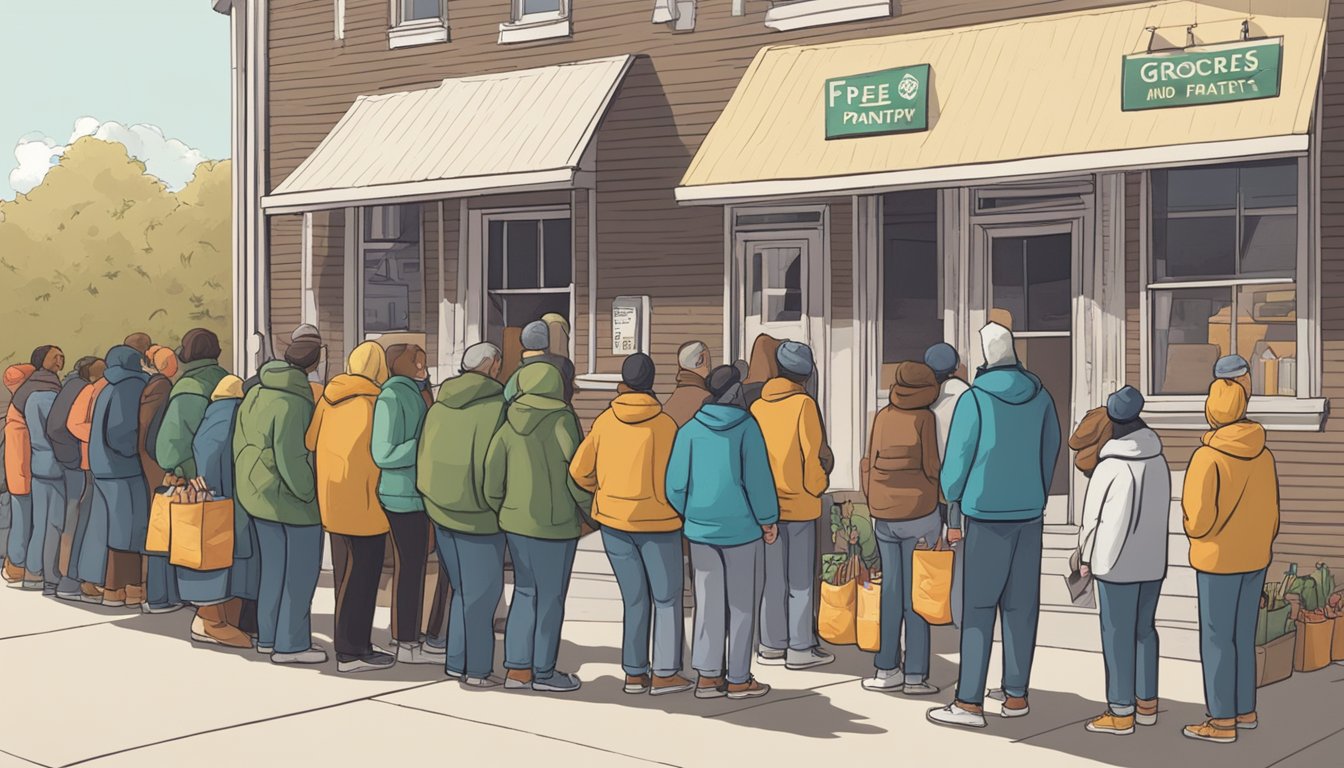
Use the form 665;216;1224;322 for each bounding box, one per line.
1106;386;1145;424
520;321;550;351
621;353;656;393
775;341;814;378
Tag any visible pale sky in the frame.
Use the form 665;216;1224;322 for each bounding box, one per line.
0;0;230;198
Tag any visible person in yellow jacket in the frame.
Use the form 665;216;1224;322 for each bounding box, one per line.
306;341;394;674
569;353;692;697
1181;380;1279;745
750;340;832;670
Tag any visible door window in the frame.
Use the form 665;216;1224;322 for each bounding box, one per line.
749;246;803;322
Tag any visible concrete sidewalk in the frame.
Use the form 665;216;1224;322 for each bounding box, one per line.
1;575;1341;768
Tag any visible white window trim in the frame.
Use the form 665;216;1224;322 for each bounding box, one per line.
389;0;449;49
499;0;571;44
335;0;346;41
764;0;891;32
1137;156;1327;431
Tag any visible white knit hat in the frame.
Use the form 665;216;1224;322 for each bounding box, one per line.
980;322;1019;368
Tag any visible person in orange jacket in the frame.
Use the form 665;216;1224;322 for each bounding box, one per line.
4;363;37;586
66;360;108;602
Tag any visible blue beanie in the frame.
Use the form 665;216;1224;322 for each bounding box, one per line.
924;343;959;377
520;321;550;351
775;341;814;378
1106;385;1145;424
1213;354;1250;380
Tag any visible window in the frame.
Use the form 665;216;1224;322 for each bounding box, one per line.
763;0;892;33
1149;160;1299;397
485;212;572;351
389;0;448;48
880;190;941;389
499;0;570;43
748;247;803;322
361;205;424;335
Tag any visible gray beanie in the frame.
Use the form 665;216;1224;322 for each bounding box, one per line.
1106;385;1145;423
1213;354;1250;380
775;341;814;378
520;321;550;351
291;323;321;343
924;343;959;377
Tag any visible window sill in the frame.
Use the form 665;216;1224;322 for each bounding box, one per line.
574;373;622;392
498;16;571;45
764;0;891;32
1141;397;1329;431
388;20;450;49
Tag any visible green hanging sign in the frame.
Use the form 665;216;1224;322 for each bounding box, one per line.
1122;39;1283;111
825;64;931;140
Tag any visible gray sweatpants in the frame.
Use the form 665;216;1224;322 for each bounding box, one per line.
760;520;818;652
691;540;764;685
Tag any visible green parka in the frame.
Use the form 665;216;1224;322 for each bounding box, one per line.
232;361;319;526
483;365;591;541
417;372;506;534
156;358;229;478
372;375;427;513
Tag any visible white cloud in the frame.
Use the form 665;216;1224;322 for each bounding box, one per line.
7;117;209;196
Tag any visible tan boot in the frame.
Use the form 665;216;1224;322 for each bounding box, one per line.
102;588;127;608
191;605;253;649
2;559;23;583
124;584;145;607
80;582;104;604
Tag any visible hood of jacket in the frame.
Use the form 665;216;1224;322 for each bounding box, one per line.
889;362;939;409
438;371;504;409
744;335;781;385
4;364;35;395
693;403;752;432
508;364;567;435
258;360;313;400
1203;421;1267;460
972;366;1043;405
610;392;663;425
1205;379;1248;429
1099;427;1163;461
104;345;149;386
346;341;390;385
322;372;382;405
760;377;806;404
13;368;61;414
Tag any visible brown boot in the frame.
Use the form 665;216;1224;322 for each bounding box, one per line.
102;588;127;608
124;584;146;607
192;606;254;650
1184;718;1237;744
651;674;695;696
2;559;23;583
505;669;533;690
80;582;104;604
727;677;770;700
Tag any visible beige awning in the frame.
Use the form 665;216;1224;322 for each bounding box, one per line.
263;55;634;214
677;1;1325;204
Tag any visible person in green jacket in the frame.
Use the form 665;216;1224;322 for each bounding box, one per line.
485;362;592;693
233;353;324;665
418;342;508;686
372;343;441;666
155;329;229;480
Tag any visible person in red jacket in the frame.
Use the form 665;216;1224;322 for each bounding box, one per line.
4;363;36;585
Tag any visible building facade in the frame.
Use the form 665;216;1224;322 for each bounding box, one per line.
215;0;1341;657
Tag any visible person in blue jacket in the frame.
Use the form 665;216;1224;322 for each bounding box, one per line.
928;322;1061;730
666;364;778;702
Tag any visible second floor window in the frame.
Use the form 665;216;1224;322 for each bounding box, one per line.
404;0;444;22
514;0;567;22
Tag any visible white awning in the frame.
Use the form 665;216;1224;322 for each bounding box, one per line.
262;55;634;214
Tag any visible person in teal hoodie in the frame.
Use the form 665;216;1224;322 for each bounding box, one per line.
372;343;441;666
484;363;592;694
928;323;1061;730
666;365;778;701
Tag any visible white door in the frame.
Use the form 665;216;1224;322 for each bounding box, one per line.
734;231;824;361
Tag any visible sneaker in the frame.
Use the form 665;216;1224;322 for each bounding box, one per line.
337;652;396;674
257;645;274;655
56;587;84;602
862;668;905;692
395;642;441;665
1136;699;1159;727
651;674;695;696
986;687;1007;702
273;649;329;665
101;588;127;608
143;603;185;615
532;671;581;693
726;677;770;700
504;669;533;689
2;559;23;583
43;583;58;597
1001;696;1030;718
927;702;988;729
757;646;786;666
903;681;942;697
624;674;651;695
785;647;835;670
445;668;464;680
461;675;502;689
1085;711;1135;735
20;574;43;591
80;583;104;604
695;676;727;699
1236;712;1258;730
1183;719;1237;744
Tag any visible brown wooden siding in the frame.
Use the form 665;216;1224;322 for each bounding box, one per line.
269;215;303;355
311;209;346;368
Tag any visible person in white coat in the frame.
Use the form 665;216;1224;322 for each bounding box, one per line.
1076;386;1171;736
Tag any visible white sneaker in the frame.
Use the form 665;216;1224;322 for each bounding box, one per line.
862;668;905;692
461;675;502;689
903;681;942;697
396;643;441;665
757;647;786;666
272;649;327;665
927;702;988;729
257;645;274;655
786;647;835;670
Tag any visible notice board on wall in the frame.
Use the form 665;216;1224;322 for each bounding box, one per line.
612;295;651;356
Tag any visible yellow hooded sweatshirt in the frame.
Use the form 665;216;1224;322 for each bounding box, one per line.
306;342;391;537
1182;380;1280;574
569;392;681;533
751;377;829;522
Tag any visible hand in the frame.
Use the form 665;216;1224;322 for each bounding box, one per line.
762;524;779;545
849;528;859;545
947;527;963;544
1079;564;1091;579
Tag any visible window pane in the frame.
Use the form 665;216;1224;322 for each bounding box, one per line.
522;0;562;15
1237;284;1297;396
487;220;504;291
1157;166;1237;213
404;0;442;20
991;237;1026;331
1026;234;1071;332
1154;215;1237;281
1151;287;1233;395
1241;214;1296;277
881;191;940;381
542;218;572;288
763;247;802;321
486;293;569;351
1242;161;1297;209
364;243;423;334
503;220;539;289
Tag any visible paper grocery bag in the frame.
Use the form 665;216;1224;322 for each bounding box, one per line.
856;578;881;653
1293;617;1332;672
145;488;174;554
169;499;235;571
819;579;858;646
1256;631;1295;687
913;545;954;626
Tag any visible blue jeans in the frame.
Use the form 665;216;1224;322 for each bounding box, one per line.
6;494;37;572
435;526;506;678
1096;579;1161;715
1197;569;1266;720
761;520;818;652
955;517;1043;705
254;519;324;655
874;512;942;681
504;534;577;679
145;554;181;609
602;529;684;678
31;477;63;587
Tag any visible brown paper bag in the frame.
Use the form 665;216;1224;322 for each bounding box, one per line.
1293;617;1333;672
169;499;235;571
1256;631;1294;687
912;542;954;626
145;488;175;554
819;579;858;646
856;578;881;653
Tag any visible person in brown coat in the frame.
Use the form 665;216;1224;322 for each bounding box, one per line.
859;361;943;696
741;335;782;409
663;341;712;427
139;344;181;613
1069;406;1113;478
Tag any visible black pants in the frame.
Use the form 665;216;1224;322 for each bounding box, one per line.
332;533;385;660
386;511;434;644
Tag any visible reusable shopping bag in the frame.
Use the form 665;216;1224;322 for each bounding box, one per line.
145;487;175;554
856;578;881;653
912;539;954;626
169;498;235;571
